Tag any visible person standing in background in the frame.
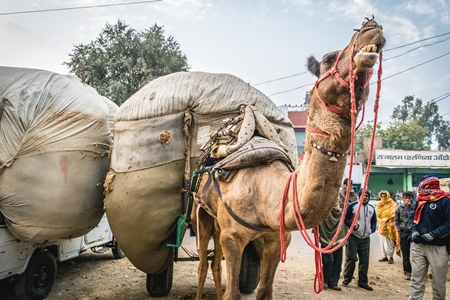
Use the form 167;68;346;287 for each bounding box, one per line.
318;201;346;291
338;178;358;209
394;191;414;280
376;190;401;264
408;175;450;300
342;189;377;291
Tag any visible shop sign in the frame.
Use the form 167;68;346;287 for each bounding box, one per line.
375;149;450;167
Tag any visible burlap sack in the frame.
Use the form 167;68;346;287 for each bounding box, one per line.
0;66;117;242
104;71;297;274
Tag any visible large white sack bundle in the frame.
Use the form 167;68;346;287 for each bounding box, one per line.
104;71;298;274
0;66;117;242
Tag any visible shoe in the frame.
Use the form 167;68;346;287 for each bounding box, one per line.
329;286;342;291
324;283;328;290
358;283;373;291
379;257;388;262
388;257;394;264
342;280;350;286
404;272;411;280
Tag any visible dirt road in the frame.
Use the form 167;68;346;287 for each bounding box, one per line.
1;232;449;300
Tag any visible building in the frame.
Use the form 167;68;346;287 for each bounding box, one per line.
283;104;450;197
279;105;307;161
368;149;450;197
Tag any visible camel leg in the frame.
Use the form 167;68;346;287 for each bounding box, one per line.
220;229;247;300
193;205;215;300
211;223;223;299
256;232;292;300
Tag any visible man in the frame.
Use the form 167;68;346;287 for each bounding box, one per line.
376;190;400;264
318;201;346;291
394;191;415;280
338;178;358;209
342;189;377;291
408;175;450;300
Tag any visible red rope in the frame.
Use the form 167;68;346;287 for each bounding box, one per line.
279;47;383;294
305;125;329;136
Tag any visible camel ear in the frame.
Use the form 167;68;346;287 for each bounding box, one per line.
307;56;320;78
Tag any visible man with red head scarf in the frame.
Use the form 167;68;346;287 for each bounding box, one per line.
408;175;450;300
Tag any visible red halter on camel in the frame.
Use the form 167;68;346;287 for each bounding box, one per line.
279;28;384;294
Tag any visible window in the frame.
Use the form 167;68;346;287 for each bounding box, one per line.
295;131;306;154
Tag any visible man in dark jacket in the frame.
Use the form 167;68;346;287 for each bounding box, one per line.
342;189;377;291
408;175;450;300
394;190;415;280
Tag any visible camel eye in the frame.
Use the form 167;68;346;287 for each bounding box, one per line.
324;55;335;65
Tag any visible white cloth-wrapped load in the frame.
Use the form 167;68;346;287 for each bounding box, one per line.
104;71;298;274
0;66;117;242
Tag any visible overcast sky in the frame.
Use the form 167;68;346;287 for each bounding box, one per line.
1;0;449;142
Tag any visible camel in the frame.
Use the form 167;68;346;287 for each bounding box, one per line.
192;18;385;300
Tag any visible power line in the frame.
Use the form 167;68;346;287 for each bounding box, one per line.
377;91;450;125
384;31;450;52
262;32;450;90
381;50;450;81
253;72;308;86
270;49;450;98
0;0;162;16
384;36;450;61
268;82;313;97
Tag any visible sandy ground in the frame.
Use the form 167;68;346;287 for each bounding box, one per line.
1;231;449;300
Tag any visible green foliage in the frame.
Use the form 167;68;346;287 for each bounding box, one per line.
391;95;446;148
435;119;450;149
64;20;189;105
381;120;429;150
354;122;382;154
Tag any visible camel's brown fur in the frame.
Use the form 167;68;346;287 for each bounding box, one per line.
192;19;385;300
191;200;223;300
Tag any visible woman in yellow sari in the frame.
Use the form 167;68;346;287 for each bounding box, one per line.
376;190;401;264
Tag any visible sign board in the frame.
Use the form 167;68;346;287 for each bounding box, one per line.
375;149;450;167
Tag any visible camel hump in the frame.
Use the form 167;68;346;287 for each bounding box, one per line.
213;136;294;172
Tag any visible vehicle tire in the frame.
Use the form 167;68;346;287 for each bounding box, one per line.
111;239;126;259
146;249;174;297
14;250;57;300
239;242;260;293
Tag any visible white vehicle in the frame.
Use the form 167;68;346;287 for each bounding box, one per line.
0;214;124;300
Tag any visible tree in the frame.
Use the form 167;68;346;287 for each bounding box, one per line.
354;122;382;154
435;119;450;149
64;20;189;105
381;120;429;150
391;95;445;148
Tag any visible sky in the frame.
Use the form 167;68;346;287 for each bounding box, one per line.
1;0;449;146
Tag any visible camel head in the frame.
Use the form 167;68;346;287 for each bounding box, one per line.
307;17;385;117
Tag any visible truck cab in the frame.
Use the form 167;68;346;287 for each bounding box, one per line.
0;214;124;300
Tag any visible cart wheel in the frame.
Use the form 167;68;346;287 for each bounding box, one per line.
239;242;260;293
14;250;57;300
146;250;174;297
111;239;126;259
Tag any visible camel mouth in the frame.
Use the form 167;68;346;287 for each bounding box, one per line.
358;44;379;54
359;44;377;53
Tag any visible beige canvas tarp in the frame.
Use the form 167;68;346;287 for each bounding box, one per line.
0;66;117;242
104;71;298;274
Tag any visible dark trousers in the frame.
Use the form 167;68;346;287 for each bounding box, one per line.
343;234;370;285
400;236;412;274
321;243;343;286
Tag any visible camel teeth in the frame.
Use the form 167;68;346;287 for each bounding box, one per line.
359;44;377;53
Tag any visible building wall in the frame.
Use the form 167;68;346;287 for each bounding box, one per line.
367;166;450;197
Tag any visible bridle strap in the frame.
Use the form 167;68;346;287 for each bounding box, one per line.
313;43;372;118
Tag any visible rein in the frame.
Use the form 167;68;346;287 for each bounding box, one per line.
279;40;383;294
